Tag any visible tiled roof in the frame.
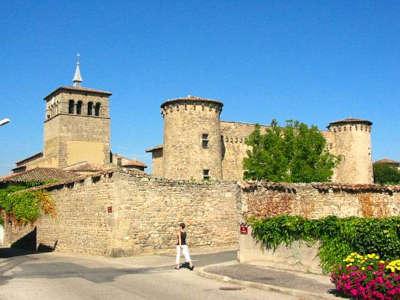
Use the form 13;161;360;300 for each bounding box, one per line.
63;161;106;172
121;159;147;168
112;153;147;168
0;167;79;184
44;85;112;100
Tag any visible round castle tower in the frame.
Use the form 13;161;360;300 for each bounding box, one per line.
327;118;373;184
161;95;223;180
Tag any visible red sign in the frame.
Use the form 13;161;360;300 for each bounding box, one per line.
240;224;248;235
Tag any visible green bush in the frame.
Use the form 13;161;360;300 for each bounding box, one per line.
250;215;400;273
373;163;400;184
0;183;55;224
243;120;340;182
6;191;41;223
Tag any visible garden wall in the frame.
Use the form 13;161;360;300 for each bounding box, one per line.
238;182;400;273
5;170;240;256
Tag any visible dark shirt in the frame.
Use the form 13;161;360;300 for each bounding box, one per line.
177;231;187;245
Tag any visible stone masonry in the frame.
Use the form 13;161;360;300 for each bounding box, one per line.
148;96;374;184
5;170;240;256
4;170;400;257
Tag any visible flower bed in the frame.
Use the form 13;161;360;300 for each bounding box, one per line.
331;253;400;299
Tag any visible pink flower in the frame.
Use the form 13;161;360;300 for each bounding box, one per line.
350;289;359;297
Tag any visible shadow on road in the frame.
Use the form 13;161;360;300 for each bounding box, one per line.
0;261;180;286
0;247;34;258
0;249;237;287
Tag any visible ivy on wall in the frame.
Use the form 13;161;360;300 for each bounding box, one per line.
249;215;400;273
0;182;56;225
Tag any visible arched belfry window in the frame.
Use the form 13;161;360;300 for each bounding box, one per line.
94;102;101;116
87;102;93;115
76;101;82;115
68;100;75;114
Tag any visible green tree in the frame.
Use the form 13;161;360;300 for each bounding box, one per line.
243;119;339;182
373;163;400;184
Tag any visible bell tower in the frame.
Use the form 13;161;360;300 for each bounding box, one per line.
42;55;112;169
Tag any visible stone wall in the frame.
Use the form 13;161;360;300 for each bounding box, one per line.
238;182;400;273
6;171;240;256
240;182;400;219
220;121;268;181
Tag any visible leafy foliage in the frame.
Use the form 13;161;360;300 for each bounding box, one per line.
0;182;56;225
373;163;400;184
250;215;400;273
243;120;339;182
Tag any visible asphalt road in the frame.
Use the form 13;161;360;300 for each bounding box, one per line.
0;248;297;300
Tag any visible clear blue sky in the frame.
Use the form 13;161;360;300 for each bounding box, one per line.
1;1;399;175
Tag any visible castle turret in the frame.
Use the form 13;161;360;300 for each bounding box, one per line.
327;118;373;184
161;95;223;180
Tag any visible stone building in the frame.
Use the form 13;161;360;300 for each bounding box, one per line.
147;96;373;184
13;58;146;173
373;158;400;170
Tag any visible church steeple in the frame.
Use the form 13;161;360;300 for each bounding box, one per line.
72;54;83;87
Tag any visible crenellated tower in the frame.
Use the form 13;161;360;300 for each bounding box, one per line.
326;118;373;184
161;96;223;180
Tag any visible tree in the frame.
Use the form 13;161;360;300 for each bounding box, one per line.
373;163;400;184
243;119;339;182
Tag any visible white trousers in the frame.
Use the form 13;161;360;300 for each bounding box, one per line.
176;245;191;265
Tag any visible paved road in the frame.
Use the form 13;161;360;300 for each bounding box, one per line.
0;248;298;300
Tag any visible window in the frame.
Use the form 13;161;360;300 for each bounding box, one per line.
68;100;75;114
87;102;93;115
94;102;101;116
203;169;210;180
202;133;209;149
76;101;82;115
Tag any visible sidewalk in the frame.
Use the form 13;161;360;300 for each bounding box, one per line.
197;262;339;300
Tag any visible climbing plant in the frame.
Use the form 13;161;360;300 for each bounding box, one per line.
249;215;400;273
0;182;56;225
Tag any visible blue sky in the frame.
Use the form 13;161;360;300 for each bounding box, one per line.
0;1;399;175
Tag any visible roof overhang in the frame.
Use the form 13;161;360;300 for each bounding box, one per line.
44;86;112;101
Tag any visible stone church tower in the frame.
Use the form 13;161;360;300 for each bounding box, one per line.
42;57;111;169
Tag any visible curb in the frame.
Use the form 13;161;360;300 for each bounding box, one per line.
195;263;338;300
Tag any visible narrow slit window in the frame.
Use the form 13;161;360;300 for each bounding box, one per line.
202;133;209;149
203;169;210;180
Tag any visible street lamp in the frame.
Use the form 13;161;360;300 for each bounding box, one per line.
0;118;10;127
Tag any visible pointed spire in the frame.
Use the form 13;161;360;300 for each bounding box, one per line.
72;53;83;87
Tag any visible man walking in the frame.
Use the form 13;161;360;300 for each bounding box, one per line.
175;223;194;270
